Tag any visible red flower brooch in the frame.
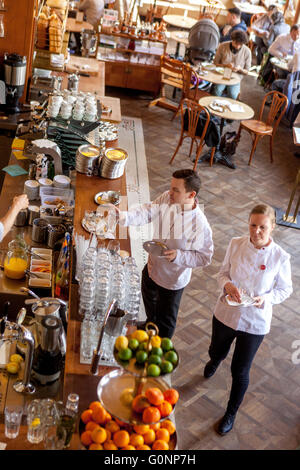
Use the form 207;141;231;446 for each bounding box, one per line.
260;265;266;270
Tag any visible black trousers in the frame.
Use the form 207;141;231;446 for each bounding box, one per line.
208;316;264;415
141;265;184;339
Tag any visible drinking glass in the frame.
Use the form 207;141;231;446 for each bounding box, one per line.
107;240;120;254
27;400;45;444
44;425;66;450
56;402;77;448
4;405;23;439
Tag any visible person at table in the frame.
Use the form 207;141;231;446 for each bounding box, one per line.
111;169;214;339
212;30;251;100
250;4;277;65
78;0;104;27
0;194;29;242
268;23;300;59
220;7;247;43
204;203;293;436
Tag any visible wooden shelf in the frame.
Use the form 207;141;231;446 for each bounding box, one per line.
101;30;167;45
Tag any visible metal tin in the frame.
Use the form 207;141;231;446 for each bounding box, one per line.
47;224;66;249
14;208;28;227
28;205;40;226
32;218;49;243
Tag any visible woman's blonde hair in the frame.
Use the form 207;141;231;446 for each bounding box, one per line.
249;204;276;226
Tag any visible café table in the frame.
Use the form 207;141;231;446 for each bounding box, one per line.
233;1;266;15
198;95;254;168
66;17;94;33
196;66;242;86
163;14;197;30
167;30;189;58
270;56;290;73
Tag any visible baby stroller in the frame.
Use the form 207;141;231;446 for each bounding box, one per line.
185;18;220;65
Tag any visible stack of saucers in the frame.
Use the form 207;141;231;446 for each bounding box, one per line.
76;144;100;174
38;178;53;188
53;175;71;189
100;148;128;179
24;180;40;200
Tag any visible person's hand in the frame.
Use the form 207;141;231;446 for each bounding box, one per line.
253;296;264;308
12;194;29;212
224;282;242;303
163;249;177;262
222;25;231;36
233;65;242;73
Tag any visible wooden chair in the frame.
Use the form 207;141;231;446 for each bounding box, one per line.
169;98;216;170
236;91;288;166
149;55;185;117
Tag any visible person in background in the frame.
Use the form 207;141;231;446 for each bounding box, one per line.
270;49;300;95
111;169;214;339
78;0;105;27
249;4;277;65
263;11;291;53
0;195;29;242
268;23;300;59
213;30;251;100
220;7;247;43
204;204;293;436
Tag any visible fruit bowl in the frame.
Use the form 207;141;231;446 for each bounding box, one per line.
96;369;177;426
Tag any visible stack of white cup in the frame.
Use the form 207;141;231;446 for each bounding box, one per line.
24;180;40;200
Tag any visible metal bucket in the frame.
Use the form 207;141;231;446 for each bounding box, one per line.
105;308;128;337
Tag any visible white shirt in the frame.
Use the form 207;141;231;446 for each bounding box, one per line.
214;235;293;335
119;191;214;290
287;50;300;72
0;222;3;242
79;0;104;27
252;14;272;35
268;33;300;58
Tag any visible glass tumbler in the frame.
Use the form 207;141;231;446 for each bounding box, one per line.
27;399;45;444
4;405;23;439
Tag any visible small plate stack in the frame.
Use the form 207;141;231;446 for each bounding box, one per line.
76;144;100;174
24;180;40;201
100;148;128;179
53;175;71;189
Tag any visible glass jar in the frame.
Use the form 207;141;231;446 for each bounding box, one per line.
4;243;28;280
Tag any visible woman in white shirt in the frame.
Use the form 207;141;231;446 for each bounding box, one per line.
204;203;293;436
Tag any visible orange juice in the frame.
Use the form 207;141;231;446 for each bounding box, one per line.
4;256;28;280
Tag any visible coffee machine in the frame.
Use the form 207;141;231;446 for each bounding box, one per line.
31;315;65;385
3;53;27;113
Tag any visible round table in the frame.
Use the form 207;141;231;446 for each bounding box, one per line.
270;57;289;73
167;30;189;58
163;15;197;30
197;68;241;86
198;95;254;168
233;1;266;15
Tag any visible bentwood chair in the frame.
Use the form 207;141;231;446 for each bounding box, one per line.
169;98;216;170
149;55;185;118
236;91;288;166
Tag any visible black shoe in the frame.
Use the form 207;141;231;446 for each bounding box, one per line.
218;154;236;169
204;359;220;378
216;412;236;436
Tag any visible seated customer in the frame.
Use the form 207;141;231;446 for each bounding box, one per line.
212;30;251;100
220;8;247;43
250;5;277;65
268;23;300;58
262;11;290;53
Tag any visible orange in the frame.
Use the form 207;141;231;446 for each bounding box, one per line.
89;443;103;450
143;429;156;445
122;445;136;450
136;444;151;450
81;409;93;424
105;420;120;434
133;424;150;435
145;388;164;406
113;430;130;448
157;400;173;418
132;394;150;414
89;401;103;413
161;419;176;435
163;388;179;405
85;421;100;432
115;418;128;427
130;433;144;447
142;406;161;424
152;439;169;450
104;411;112;423
92;406;107;424
103;440;118;450
156;428;170;443
80;430;93;447
150;422;160;431
105;429;111;442
91;426;107;444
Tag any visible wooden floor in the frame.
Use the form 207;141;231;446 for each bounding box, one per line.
105;52;300;450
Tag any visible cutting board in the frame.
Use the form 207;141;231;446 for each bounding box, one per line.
65;56;99;76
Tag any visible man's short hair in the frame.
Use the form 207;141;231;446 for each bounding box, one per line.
228;7;241;17
172;169;201;196
291;24;300;32
271;11;284;23
267;4;277;11
231;29;249;45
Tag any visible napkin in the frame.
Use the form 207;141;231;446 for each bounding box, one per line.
13;150;28;160
2;164;28;176
11;137;25;150
228;104;245;113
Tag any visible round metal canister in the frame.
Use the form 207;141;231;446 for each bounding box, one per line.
14;208;28;227
28;205;40;226
100;148;128;179
75;144;100;175
32;218;49;243
46;224;66;249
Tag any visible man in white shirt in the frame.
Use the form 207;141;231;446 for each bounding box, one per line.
0;194;29;242
114;169;214;338
78;0;104;27
268;24;300;59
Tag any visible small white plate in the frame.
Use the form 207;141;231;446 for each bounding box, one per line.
143;241;168;258
225;294;256;307
94;190;120;206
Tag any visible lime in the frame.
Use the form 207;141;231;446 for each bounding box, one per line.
118;348;133;361
160;360;173;374
151;347;163;357
147;364;161;377
115;335;129;351
161;337;173;352
148;354;162;366
132;329;149;343
136;350;148;364
138;341;151;352
128;338;139;351
164;350;178;365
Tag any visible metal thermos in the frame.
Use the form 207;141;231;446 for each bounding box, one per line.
14;208;28;226
32;218;49;243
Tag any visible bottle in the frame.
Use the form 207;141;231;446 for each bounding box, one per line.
57;394;78;448
55;232;71;301
47;158;55;180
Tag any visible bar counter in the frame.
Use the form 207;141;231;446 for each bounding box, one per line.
0;135;132;450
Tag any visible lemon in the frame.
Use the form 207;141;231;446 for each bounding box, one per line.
10;354;24;364
6;362;20;374
150;335;161;348
31;418;40;428
120;388;134;406
115;335;129;351
132;330;149;343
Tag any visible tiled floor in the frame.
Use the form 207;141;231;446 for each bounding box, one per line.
105;45;300;450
